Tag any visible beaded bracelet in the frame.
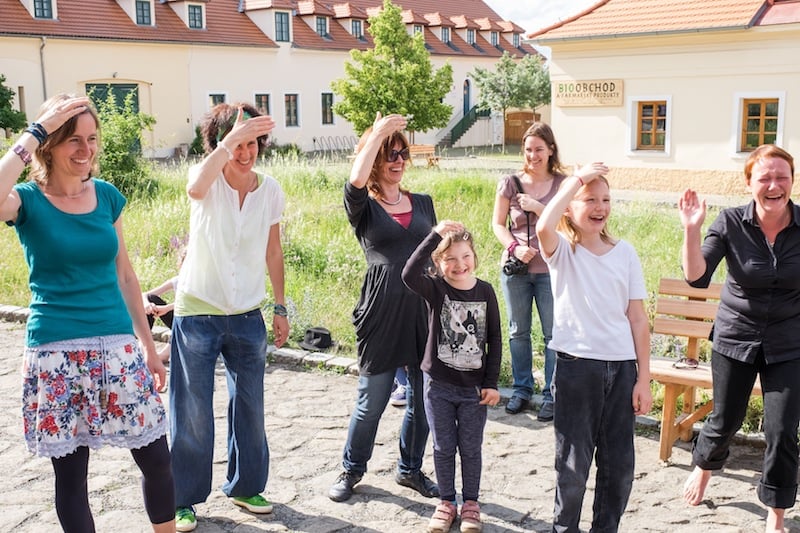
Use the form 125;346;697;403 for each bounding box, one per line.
25;122;48;145
273;303;288;317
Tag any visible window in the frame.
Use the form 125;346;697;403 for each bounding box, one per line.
285;94;299;127
490;31;499;46
413;25;423;34
637;101;667;150
513;33;520;47
275;12;290;42
135;0;151;25
34;0;53;19
321;93;334;125
316;16;327;37
441;27;450;43
466;29;475;45
209;94;225;107
741;98;779;151
255;94;270;115
351;19;363;39
188;4;203;29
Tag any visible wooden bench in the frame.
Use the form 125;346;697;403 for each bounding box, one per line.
408;144;439;168
649;278;762;462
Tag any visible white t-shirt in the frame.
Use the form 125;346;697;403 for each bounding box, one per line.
179;172;285;314
543;233;647;361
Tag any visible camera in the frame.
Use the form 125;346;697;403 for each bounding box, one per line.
502;256;528;276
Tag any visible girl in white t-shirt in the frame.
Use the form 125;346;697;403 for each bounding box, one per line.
536;164;652;533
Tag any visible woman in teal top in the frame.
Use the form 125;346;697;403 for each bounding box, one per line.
0;94;175;533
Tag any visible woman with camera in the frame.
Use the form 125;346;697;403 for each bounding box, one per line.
491;122;566;421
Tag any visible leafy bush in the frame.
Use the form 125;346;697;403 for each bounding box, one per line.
93;89;158;199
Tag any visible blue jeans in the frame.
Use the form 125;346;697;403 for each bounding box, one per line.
501;270;555;402
693;350;800;508
169;311;269;507
341;365;429;476
552;353;637;533
423;373;487;503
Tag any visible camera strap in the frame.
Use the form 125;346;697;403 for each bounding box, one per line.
510;175;531;246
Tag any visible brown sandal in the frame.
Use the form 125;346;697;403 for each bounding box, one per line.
428;501;457;532
459;500;482;532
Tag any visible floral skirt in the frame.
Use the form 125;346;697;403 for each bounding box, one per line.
22;334;167;458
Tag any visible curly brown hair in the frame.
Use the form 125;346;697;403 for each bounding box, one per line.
521;122;566;177
354;127;410;202
199;102;269;155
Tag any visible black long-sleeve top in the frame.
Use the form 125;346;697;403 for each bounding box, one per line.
689;200;800;364
402;231;502;389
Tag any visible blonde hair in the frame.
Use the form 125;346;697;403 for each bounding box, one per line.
557;176;616;250
30;93;100;186
354;127;410;202
430;228;478;274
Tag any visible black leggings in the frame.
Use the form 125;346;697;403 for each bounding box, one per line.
51;436;175;532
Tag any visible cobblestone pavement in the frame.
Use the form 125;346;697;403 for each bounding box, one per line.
0;320;796;532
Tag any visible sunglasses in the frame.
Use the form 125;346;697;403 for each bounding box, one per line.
386;147;410;162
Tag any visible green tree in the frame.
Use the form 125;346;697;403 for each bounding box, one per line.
92;88;158;198
0;75;27;133
471;51;550;147
331;0;453;136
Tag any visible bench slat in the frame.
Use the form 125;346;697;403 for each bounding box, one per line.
655;298;719;321
658;278;723;299
653;317;713;339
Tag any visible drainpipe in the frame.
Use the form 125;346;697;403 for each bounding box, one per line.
39;36;47;99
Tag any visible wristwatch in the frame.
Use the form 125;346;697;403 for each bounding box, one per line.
12;144;33;166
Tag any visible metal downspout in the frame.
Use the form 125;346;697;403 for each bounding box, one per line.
39;36;47;99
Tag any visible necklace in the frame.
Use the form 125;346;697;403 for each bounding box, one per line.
44;181;89;199
380;192;403;206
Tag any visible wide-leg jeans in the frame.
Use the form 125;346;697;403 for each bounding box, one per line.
552;353;637;533
170;310;269;507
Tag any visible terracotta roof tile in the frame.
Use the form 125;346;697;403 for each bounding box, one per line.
473;16;503;31
292;11;374;50
297;0;336;16
402;9;431;25
757;1;800;25
497;20;525;33
449;15;480;30
423;12;456;27
332;3;369;19
0;0;276;46
527;0;768;41
241;0;295;9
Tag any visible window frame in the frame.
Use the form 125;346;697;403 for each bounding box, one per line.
441;27;451;43
285;93;299;127
187;4;204;29
740;98;780;152
466;28;475;45
255;93;270;116
275;11;290;42
635;100;668;151
490;31;498;46
413;25;423;35
731;91;785;156
513;33;520;47
626;94;672;158
208;93;226;108
351;19;363;39
321;93;334;125
34;0;53;19
315;16;328;37
135;0;152;26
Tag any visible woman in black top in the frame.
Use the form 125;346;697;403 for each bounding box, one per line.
328;113;438;503
680;144;800;532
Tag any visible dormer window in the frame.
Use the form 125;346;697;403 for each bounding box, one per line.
34;0;53;19
136;0;152;25
513;33;520;47
188;4;203;29
316;16;328;37
466;28;475;45
441;27;450;43
490;31;498;46
275;11;290;42
351;19;363;39
413;24;423;34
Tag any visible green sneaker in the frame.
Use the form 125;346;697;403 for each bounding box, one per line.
232;494;273;514
175;507;197;532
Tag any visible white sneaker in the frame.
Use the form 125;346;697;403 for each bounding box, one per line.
390;384;407;406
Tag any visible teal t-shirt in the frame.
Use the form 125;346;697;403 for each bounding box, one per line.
12;179;134;346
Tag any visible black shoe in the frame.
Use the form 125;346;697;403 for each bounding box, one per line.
329;471;362;502
505;395;529;414
537;400;554;422
395;470;439;498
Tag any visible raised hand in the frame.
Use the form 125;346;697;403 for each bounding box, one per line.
36;96;92;137
574;162;609;184
222;107;274;148
678;188;706;230
434;220;465;236
371;112;408;139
